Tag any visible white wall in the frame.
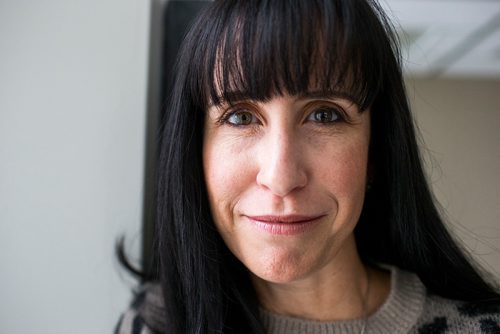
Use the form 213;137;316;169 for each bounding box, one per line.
0;0;150;332
407;78;500;282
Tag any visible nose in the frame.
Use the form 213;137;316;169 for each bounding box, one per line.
256;130;308;197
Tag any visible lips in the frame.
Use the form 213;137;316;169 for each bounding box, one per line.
245;214;325;235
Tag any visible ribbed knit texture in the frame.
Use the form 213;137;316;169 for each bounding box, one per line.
259;267;425;334
115;267;500;334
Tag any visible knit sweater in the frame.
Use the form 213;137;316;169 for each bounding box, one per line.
115;267;500;333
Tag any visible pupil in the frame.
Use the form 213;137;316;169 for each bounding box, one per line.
232;111;252;125
316;110;331;122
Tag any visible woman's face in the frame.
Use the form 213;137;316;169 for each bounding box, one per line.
203;94;371;284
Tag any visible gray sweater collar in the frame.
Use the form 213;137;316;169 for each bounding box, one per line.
138;267;426;333
259;267;426;334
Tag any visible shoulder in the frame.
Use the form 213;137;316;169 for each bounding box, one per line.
115;282;165;334
415;291;500;333
378;266;500;333
114;308;157;334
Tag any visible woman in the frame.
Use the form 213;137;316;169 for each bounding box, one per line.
116;0;500;333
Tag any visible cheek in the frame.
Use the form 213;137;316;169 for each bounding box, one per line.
203;136;259;261
202;136;254;225
332;146;368;193
329;138;370;220
310;129;370;225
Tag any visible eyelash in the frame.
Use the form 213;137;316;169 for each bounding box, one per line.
217;105;350;127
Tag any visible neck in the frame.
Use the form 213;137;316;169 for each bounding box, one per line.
251;238;390;321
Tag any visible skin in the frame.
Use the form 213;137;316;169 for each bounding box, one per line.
203;94;390;321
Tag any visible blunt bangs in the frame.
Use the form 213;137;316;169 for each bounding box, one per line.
182;0;398;111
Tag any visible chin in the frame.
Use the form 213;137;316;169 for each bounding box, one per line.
244;246;320;284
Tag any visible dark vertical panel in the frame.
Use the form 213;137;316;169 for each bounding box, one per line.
162;1;211;110
142;0;211;279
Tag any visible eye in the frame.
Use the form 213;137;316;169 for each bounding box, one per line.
223;109;258;126
307;106;342;123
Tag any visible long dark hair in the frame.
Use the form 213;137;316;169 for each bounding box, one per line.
149;0;500;332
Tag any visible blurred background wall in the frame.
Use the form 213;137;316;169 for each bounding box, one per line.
406;78;500;281
0;0;149;333
0;1;499;333
383;0;500;282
